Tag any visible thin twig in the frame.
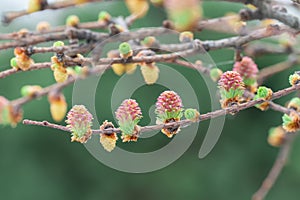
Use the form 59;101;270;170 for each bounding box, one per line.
257;55;299;84
197;15;242;34
244;43;289;57
0;21;289;52
9;48;202;107
1;26;283;80
236;0;300;30
2;0;103;24
0;63;51;79
252;133;296;200
0;27;171;50
10;64;110;108
0;14;137;40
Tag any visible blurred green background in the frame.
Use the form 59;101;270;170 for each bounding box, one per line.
1;1;300;200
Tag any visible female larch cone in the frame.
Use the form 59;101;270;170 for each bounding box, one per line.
233;56;258;92
233;56;258;80
218;71;245;108
66;105;93;143
155;90;183;138
115;99;142;142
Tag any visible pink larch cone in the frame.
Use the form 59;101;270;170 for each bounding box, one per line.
218;71;245;109
218;71;244;92
115;99;142;142
66;105;93;143
233;56;258;79
155;90;183;138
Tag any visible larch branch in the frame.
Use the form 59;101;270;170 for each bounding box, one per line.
252;133;296;200
2;0;103;24
23;83;300;134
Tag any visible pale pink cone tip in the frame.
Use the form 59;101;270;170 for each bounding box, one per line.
218;71;244;91
115;99;142;122
155;90;183;114
233;56;258;79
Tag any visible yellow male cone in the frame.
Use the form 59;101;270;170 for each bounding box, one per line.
53;67;68;83
125;0;149;19
140;64;159;85
164;0;202;31
48;93;67;122
125;64;137;74
99;120;118;152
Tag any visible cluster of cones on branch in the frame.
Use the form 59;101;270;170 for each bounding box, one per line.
63;90;200;152
2;0;300;151
210;57;300;148
109;31;195;86
3;54;300;150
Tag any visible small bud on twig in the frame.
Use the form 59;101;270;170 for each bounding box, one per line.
268;126;286;147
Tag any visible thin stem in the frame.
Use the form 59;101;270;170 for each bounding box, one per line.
0;63;51;79
2;0;103;24
1;26;282;80
257;56;299;84
239;0;300;30
10;64;110;108
244;43;289;57
0;14;137;40
252;133;296;200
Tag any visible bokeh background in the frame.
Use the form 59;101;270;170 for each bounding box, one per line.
1;1;300;199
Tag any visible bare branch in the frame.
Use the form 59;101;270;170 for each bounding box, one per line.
240;1;300;30
10;64;109;108
0;63;51;79
258;55;299;84
2;0;103;24
252;133;296;200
